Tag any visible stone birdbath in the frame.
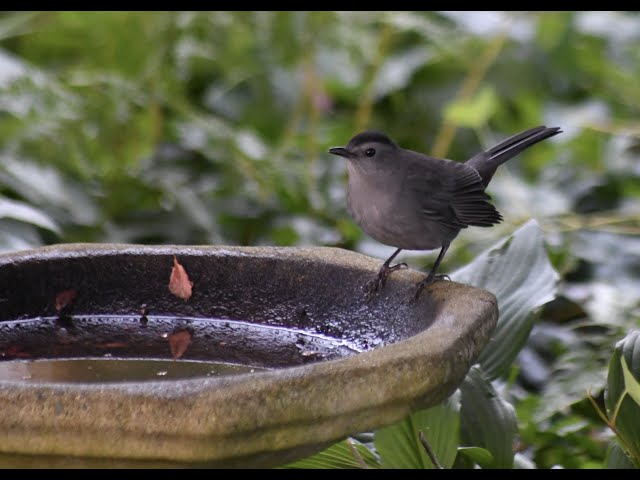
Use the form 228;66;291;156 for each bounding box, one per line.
0;244;497;467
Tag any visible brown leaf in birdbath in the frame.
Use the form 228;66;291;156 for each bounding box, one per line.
168;329;192;360
169;256;193;301
55;289;77;312
3;344;31;359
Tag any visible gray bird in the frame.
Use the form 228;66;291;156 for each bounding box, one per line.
329;126;562;299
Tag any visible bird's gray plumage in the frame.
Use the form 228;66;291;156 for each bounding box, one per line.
329;126;561;298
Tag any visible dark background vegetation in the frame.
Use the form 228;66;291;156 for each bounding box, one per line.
0;11;639;468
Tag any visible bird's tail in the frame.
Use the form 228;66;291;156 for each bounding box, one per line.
466;126;562;187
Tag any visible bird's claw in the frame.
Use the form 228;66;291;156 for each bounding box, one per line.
412;273;451;301
364;262;408;301
364;276;383;301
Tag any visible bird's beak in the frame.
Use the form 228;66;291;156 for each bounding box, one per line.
328;147;354;159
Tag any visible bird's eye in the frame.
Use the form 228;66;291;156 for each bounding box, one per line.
365;148;376;157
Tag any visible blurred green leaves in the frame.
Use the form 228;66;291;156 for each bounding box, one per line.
1;11;638;253
444;86;498;129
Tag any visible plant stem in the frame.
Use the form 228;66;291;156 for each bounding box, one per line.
419;430;444;469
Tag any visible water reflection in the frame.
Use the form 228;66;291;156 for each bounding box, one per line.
0;358;264;383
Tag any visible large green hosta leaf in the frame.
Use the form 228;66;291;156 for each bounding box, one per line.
452;219;560;379
459;365;518;468
606;442;637;469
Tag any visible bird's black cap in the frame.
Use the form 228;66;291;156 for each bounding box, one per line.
346;131;396;148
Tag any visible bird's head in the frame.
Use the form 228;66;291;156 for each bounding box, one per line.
329;131;398;164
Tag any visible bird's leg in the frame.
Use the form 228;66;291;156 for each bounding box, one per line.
413;244;451;300
365;248;407;300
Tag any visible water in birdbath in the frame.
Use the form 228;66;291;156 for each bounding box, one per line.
0;358;264;383
0;315;363;383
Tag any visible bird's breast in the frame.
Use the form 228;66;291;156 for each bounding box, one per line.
346;172;392;236
347;169;442;250
346;167;448;250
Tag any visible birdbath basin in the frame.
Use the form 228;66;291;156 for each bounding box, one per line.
0;244;497;468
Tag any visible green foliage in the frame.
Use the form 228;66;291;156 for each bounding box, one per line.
459;366;517;468
456;447;495;469
452;219;559;379
374;394;460;469
1;11;639;469
603;331;640;467
607;443;637;469
444;86;499;129
283;438;380;469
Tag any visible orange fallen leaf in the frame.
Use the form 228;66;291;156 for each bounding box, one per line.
55;289;77;312
168;329;192;360
169;256;193;301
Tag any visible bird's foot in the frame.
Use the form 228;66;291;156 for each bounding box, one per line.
412;273;451;301
364;262;408;301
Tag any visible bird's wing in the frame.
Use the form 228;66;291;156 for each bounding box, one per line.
404;156;503;229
